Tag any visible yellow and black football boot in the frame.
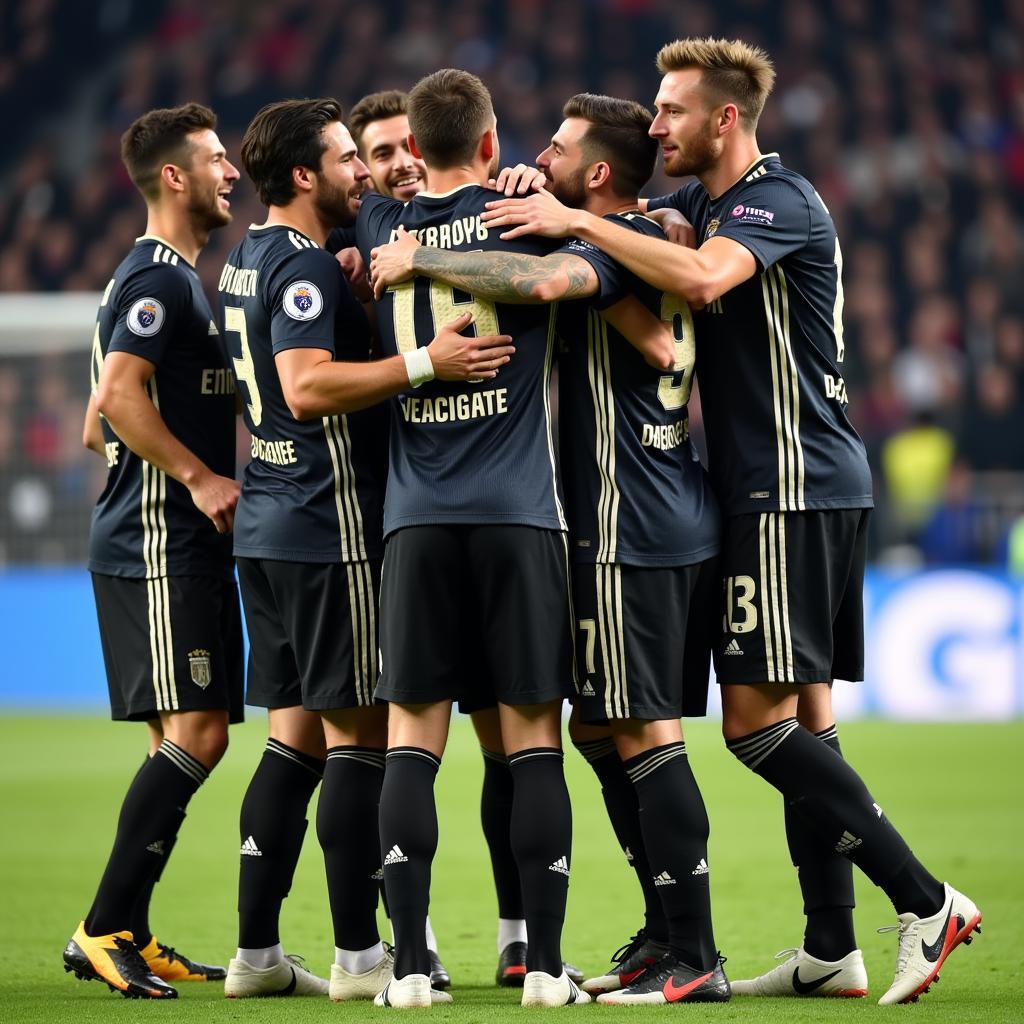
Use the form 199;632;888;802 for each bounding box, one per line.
63;922;177;999
138;936;227;982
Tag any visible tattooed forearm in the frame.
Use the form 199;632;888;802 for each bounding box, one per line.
411;248;596;303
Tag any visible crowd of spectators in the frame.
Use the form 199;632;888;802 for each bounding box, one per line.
1;0;1023;564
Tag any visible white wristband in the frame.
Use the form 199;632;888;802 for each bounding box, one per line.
403;347;435;388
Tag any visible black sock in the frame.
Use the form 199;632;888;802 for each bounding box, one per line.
479;747;523;920
508;747;571;976
729;720;945;918
318;746;385;950
624;743;717;970
237;738;323;949
784;725;857;960
380;747;440;978
85;740;207;937
129;822;180;949
574;737;667;944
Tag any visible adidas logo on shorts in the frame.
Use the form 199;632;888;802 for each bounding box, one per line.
654;870;677;886
146;840;166;856
370;866;384;880
692;858;709;876
548;855;570;877
384;844;409;865
581;681;596;696
240;835;262;857
722;638;744;655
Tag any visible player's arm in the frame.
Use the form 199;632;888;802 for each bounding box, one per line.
482;189;755;306
370;224;598;303
600;297;676;371
275;311;515;421
95;351;239;533
82;394;105;456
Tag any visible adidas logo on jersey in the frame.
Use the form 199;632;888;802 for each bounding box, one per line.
834;830;862;855
692;858;709;876
723;639;744;655
581;681;596;696
873;802;884;818
146;840;166;856
654;870;677;886
384;845;409;865
548;855;570;877
240;835;262;857
207;319;219;335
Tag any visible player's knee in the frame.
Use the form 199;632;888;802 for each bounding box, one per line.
165;714;229;769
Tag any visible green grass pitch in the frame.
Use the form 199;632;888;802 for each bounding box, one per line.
1;715;1021;1022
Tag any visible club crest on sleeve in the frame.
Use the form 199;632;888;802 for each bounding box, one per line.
284;281;323;321
187;649;212;688
127;297;165;337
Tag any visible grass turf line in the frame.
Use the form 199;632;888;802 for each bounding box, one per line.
0;716;1021;1022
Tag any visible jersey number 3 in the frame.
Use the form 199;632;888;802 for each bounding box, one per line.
224;306;263;426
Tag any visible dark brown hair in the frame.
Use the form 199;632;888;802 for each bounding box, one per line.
240;98;344;207
120;102;217;202
562;93;657;199
407;69;494;169
656;37;775;131
348;90;409;152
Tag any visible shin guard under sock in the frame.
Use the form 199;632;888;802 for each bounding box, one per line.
574;736;667;943
379;747;440;979
729;720;944;918
508;747;571;976
237;738;323;949
625;743;717;970
319;746;385;950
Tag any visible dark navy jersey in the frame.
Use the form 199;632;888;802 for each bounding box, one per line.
218;224;387;563
556;212;720;567
88;236;235;579
356;187;565;536
648;154;873;515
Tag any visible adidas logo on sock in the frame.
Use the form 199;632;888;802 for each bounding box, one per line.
581;681;596;696
624;846;634;863
691;858;709;876
146;840;166;856
384;844;409;865
723;638;744;655
654;870;677;886
240;835;262;857
834;830;862;855
548;855;570;877
873;802;884;818
370;866;384;880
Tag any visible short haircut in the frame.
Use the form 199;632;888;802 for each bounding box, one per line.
562;93;657;199
656;37;775;131
120;103;217;202
407;69;494;169
240;97;343;207
349;90;409;153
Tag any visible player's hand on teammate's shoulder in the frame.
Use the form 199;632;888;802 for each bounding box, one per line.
427;311;515;383
646;207;696;248
481;187;574;241
188;470;241;534
489;163;547;197
336;246;373;302
370;225;420;299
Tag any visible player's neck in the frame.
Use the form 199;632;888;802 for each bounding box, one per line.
422;165;486;196
142;209;203;266
582;193;641;218
698;138;763;201
263;204;329;247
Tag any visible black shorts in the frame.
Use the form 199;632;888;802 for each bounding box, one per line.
92;573;244;723
237;557;381;712
714;509;869;685
377;525;575;706
572;558;716;724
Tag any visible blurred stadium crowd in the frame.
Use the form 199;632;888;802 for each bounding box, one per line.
1;0;1023;565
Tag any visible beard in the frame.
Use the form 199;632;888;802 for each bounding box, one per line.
315;176;357;227
546;165;588;209
188;189;231;232
664;120;722;178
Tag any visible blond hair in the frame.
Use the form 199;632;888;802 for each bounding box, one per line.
656;37;775;131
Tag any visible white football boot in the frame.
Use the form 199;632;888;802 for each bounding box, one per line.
224;953;329;997
521;970;591;1007
730;946;867;997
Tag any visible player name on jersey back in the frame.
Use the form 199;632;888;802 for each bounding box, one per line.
357;187;566;536
88;236;235;579
219;224;386;563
